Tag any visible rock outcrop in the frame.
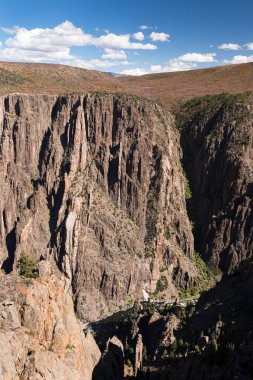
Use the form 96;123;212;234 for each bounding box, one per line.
0;93;200;321
178;93;253;273
134;334;143;376
92;336;124;380
0;261;101;380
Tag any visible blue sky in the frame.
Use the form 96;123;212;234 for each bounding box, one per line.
0;0;252;75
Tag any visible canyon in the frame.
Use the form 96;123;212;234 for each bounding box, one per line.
0;62;253;379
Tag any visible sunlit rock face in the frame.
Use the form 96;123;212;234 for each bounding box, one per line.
0;261;101;380
0;93;199;321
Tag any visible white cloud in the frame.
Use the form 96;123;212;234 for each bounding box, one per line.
121;67;149;76
218;43;241;50
224;55;253;64
0;21;158;70
93;33;157;50
133;32;145;41
103;29;110;34
150;32;170;42
218;42;253;51
2;22;157;57
165;60;197;71
121;60;196;76
177;52;216;62
0;47;72;62
139;25;152;30
0;46;131;69
5;21;93;52
244;42;253;50
102;48;127;59
121;50;217;76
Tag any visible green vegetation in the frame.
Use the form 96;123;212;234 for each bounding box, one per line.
163;227;170;240
210;338;218;353
182;171;192;200
18;252;38;279
193;251;214;290
142;345;148;362
145;216;158;243
194;344;200;353
178;253;214;299
176;92;252;133
155;276;168;294
162;349;168;362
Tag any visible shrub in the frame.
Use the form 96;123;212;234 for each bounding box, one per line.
178;338;184;348
163;227;170;240
210;339;218;353
194;345;200;354
142;345;148;362
18;252;38;279
169;348;175;360
155;276;168;293
183;171;192;200
193;252;214;291
162;349;168;362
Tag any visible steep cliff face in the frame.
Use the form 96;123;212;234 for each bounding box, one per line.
0;93;199;321
178;93;253;273
0;261;101;380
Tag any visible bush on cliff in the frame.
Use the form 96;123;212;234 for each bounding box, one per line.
18;252;38;279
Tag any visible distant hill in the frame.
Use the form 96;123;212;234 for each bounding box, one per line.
120;62;253;110
1;61;253;111
0;61;122;95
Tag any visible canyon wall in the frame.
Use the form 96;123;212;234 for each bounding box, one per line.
0;93;199;321
179;93;253;273
0;260;101;380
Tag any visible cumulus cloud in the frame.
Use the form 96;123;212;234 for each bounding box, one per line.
92;33;156;50
102;48;127;59
177;52;216;62
0;46;132;69
121;60;196;76
5;21;92;52
2;21;157;56
0;20;158;70
121;67;149;76
150;32;170;42
165;60;197;71
0;46;131;69
133;32;145;41
245;42;253;50
218;42;253;51
218;43;241;50
121;51;217;76
224;55;253;64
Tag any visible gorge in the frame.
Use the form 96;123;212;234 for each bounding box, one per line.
0;63;253;380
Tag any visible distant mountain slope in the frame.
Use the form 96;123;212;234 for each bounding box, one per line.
120;63;253;110
0;61;122;95
1;62;253;110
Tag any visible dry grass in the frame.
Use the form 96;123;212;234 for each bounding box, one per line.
120;63;253;111
0;61;122;95
1;61;253;111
